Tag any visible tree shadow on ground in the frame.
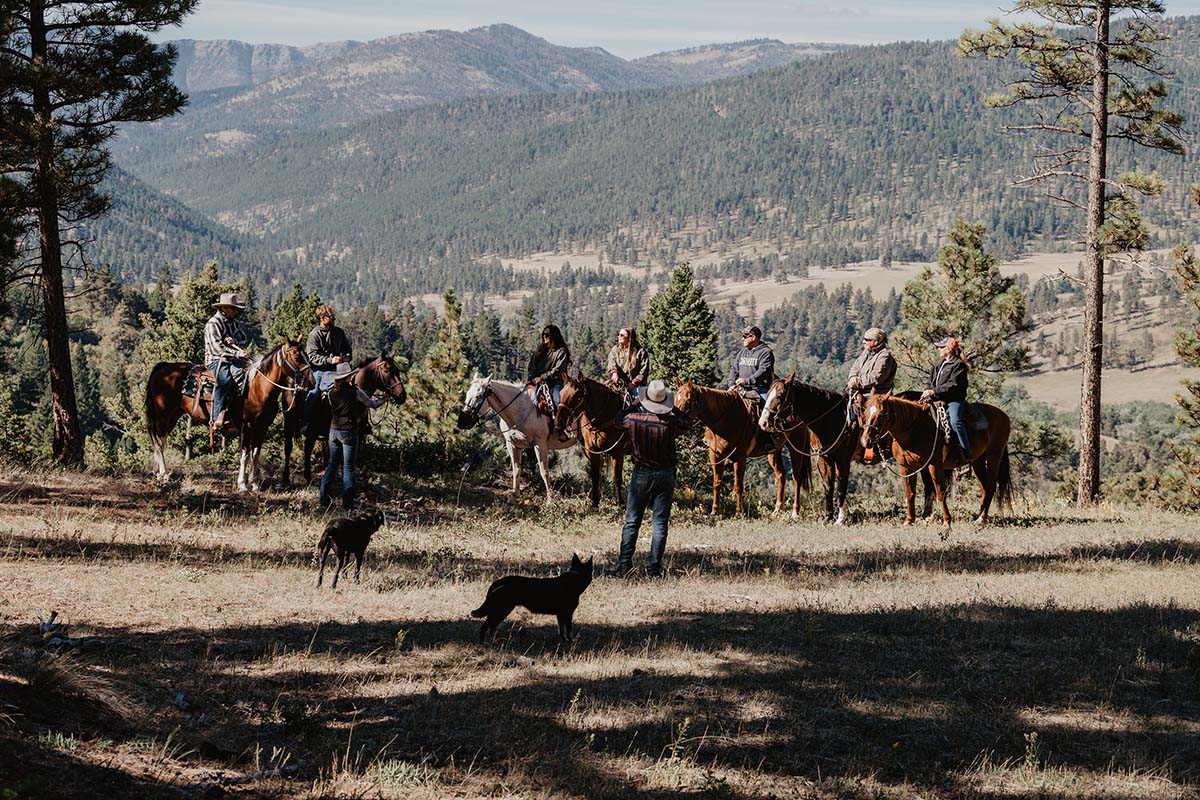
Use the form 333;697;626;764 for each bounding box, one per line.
3;599;1199;799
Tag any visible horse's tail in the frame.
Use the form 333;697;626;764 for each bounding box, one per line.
996;447;1013;510
145;363;171;443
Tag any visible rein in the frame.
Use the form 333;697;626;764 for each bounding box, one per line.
251;347;312;393
864;400;941;479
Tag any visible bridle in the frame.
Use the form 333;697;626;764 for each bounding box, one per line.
461;381;523;427
765;380;850;457
556;380;627;454
251;343;313;392
363;357;404;401
860;398;939;478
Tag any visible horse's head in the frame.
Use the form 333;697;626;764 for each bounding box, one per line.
758;377;791;431
674;379;699;420
859;390;893;449
279;336;309;374
360;352;406;405
459;373;491;429
554;373;589;437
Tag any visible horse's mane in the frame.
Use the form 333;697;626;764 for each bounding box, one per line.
878;393;931;427
786;379;844;405
689;384;748;414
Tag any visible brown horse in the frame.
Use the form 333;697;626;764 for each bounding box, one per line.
674;381;810;516
553;374;629;508
278;364;313;486
300;353;408;483
145;337;310;488
760;377;938;524
859;391;1012;528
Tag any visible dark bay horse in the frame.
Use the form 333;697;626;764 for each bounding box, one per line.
300;353;408;482
759;377;937;524
674;381;811;516
279;366;313;486
145;337;310;489
860;392;1012;528
553;374;629;508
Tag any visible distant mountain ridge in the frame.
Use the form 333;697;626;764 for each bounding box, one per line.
169;38;363;93
633;39;852;83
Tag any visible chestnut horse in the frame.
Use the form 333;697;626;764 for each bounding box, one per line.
553;374;629;508
759;377;937;524
859;391;1012;528
298;353;408;483
145;337;310;490
674;381;810;516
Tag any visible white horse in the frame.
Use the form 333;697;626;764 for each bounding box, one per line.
459;374;576;499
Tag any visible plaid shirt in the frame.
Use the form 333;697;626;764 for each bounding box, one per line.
203;311;248;365
618;408;693;470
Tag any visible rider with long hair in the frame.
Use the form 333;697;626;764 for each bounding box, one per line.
921;336;971;460
606;327;649;390
527;324;571;408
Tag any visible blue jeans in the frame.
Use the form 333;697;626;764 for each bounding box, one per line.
320;428;358;510
946;400;970;454
209;361;245;425
617;466;676;575
551;383;562;406
305;369;337;426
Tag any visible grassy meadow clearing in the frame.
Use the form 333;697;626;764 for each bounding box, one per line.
1;464;1200;799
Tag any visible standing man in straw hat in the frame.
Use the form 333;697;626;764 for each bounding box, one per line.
204;292;250;432
320;361;387;511
607;379;693;578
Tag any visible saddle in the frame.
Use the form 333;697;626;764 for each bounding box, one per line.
933;401;989;443
181;362;249;427
531;384;554;418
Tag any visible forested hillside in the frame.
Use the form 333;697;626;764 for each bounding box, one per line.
113;18;1200;304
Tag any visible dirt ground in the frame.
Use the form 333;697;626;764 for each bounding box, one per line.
2;468;1200;798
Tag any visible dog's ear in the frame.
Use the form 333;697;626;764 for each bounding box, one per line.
571;553;582;567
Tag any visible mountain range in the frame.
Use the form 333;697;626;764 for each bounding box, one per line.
102;20;1200;301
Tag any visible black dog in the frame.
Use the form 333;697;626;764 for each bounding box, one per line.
471;554;594;642
316;509;384;588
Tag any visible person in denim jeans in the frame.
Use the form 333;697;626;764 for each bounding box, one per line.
921;336;971;461
320;362;386;510
609;380;693;578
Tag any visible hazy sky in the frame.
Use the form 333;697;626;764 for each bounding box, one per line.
158;0;1200;57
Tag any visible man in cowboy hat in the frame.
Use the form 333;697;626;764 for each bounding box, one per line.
728;325;774;407
204;291;251;432
847;327;897;397
305;304;353;431
608;379;693;578
320;361;387;510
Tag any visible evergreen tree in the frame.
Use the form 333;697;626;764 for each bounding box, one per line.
394;288;471;443
892;219;1031;399
640;263;718;385
1171;184;1200;497
72;343;101;436
265;282;320;347
140;261;245;364
0;0;197;465
961;0;1184;504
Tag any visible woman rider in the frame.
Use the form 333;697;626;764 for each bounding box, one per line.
527;324;571;410
606;327;649;393
920;336;970;461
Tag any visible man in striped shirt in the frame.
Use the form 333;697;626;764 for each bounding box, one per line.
204;292;250;432
609;379;693;578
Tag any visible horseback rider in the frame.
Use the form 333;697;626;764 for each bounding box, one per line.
847;327;897;418
527;324;571;411
728;325;774;408
921;336;971;461
606;326;649;404
305;304;352;431
204;292;250;433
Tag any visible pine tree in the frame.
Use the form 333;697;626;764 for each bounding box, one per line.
1171;184;1200;498
72;342;101;436
394;289;471;443
140;261;245;364
892;219;1031;399
0;0;198;465
640;263;718;385
266;282;321;347
961;0;1184;504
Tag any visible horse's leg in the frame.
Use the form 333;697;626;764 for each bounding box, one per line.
251;445;263;492
789;447;803;519
237;447;250;492
710;455;725;516
507;440;521;494
282;428;293;487
920;468;935;518
588;449;601;508
534;440;554;499
767;450;785;513
972;459;993;525
902;469;917;525
818;457;835;522
930;466;952;530
183;414;193;461
303;434;316;484
732;458;746;516
612;452;624;507
834;454;851;526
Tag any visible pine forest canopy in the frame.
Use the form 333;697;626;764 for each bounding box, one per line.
97;16;1200;306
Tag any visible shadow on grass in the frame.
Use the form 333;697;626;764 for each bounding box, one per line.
3;599;1199;799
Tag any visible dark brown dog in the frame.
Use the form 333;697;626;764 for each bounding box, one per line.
471;553;593;642
316;509;384;588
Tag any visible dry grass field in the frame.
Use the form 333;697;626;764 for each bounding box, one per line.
3;467;1200;799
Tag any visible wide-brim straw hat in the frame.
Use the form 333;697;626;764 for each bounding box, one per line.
638;379;674;414
212;291;246;309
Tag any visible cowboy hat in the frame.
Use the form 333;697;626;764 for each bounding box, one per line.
934;336;960;350
637;379;674;414
331;361;359;381
212;291;246;309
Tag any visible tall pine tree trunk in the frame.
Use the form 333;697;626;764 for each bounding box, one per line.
1077;0;1110;505
30;0;83;465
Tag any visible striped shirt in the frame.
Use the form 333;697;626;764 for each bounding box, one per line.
203;312;248;365
618;409;693;470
